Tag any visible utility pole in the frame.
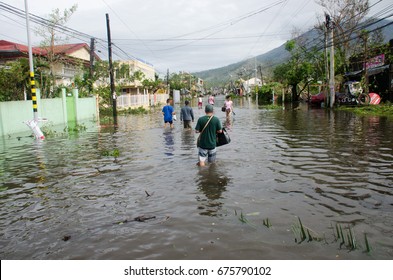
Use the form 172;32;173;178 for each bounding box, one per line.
24;0;45;139
254;57;258;96
258;65;263;85
324;25;330;106
24;0;38;122
89;37;95;94
363;32;369;94
326;13;335;108
106;13;117;122
166;69;170;96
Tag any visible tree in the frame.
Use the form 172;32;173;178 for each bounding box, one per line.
35;4;78;97
169;72;189;91
273;40;316;101
132;70;145;83
0;60;28;101
316;0;370;74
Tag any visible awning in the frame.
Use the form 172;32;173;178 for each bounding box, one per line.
344;70;362;77
344;64;389;77
366;64;389;76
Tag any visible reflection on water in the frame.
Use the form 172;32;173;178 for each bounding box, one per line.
163;130;175;157
180;129;195;148
1;99;393;260
196;164;230;216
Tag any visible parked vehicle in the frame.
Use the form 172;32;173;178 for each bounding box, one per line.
336;82;370;105
309;81;381;106
310;91;327;105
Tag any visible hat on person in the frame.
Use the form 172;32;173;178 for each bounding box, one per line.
205;104;214;113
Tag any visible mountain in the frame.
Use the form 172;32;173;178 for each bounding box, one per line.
194;18;393;87
195;43;290;87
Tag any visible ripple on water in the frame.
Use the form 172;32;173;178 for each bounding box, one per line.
1;102;393;259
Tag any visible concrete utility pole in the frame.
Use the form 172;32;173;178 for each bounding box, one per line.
24;0;45;139
24;0;38;122
363;32;369;94
89;38;95;94
324;26;330;106
326;13;335;108
254;57;257;94
167;69;170;96
106;13;117;122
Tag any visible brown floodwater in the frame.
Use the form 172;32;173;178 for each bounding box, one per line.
1;96;392;259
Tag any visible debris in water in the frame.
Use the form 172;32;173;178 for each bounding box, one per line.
62;235;71;241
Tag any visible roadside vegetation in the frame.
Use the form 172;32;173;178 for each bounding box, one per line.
235;212;373;255
337;103;393;118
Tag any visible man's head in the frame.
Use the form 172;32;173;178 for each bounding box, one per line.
185;100;190;106
205;104;214;113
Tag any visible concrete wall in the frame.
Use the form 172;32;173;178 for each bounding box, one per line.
0;89;98;137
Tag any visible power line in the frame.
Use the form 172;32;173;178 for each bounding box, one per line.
100;0;156;61
111;32;292;42
304;1;393;52
166;0;286;40
0;1;140;63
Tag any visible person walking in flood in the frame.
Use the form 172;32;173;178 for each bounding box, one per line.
223;95;233;123
198;95;203;109
208;94;215;105
162;98;176;129
180;100;194;129
195;104;222;167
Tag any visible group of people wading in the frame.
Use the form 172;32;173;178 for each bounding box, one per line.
162;95;233;166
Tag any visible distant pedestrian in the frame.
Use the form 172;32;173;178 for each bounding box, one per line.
180;100;194;129
198;95;203;109
162;98;175;129
208;95;215;105
224;95;233;122
195;104;222;167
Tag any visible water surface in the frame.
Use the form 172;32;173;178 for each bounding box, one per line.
1;97;392;259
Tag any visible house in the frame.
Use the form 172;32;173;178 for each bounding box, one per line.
0;40;45;61
41;43;101;87
0;40;159;104
243;77;263;94
0;40;100;87
116;59;155;95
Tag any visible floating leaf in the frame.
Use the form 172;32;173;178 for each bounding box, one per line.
246;212;260;216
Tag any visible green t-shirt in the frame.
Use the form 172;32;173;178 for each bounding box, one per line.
195;115;222;149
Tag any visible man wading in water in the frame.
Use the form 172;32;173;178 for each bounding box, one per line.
195;104;222;167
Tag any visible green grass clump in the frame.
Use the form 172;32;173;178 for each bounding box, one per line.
101;148;120;158
292;217;323;243
263;218;272;228
334;223;357;250
338;103;393;118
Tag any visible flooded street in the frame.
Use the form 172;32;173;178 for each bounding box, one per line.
1;96;392;260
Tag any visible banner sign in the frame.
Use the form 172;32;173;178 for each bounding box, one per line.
365;54;385;69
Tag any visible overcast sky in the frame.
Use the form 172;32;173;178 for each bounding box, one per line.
0;0;388;75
